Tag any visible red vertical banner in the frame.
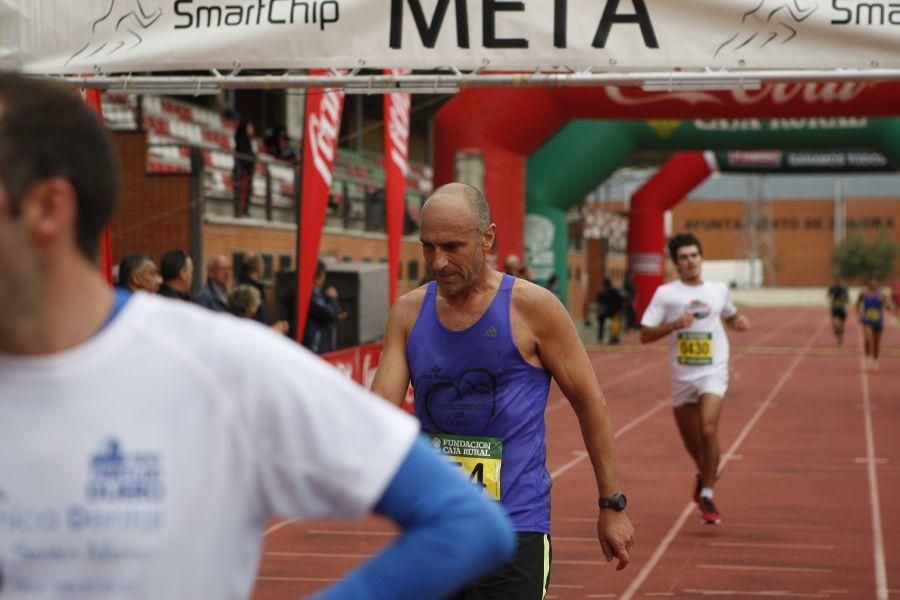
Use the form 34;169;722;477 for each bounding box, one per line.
296;72;345;343
82;86;115;285
383;70;411;305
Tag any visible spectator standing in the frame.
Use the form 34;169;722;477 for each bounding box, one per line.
303;260;345;354
233;118;256;217
596;278;624;344
117;253;161;293
158;249;193;301
227;284;262;319
194;255;231;312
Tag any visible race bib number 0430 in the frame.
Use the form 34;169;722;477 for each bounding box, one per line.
429;433;502;501
677;331;713;366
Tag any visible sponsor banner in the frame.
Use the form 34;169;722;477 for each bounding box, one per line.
13;0;900;74
296;72;345;343
80;85;115;285
383;69;410;305
322;342;415;413
716;150;894;172
629;253;663;276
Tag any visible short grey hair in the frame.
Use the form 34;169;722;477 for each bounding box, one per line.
427;182;492;233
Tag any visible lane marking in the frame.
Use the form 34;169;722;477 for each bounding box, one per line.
708;542;835;551
547;356;668;412
854;457;888;465
266;551;373;558
305;529;394;537
263;519;297;537
549;400;670;478
726;522;830;532
256;576;341;582
857;325;889;600
681;589;829;598
619;318;830;600
698;564;833;574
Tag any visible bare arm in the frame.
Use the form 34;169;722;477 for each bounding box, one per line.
724;312;750;331
641;312;694;344
371;292;421;407
523;287;634;570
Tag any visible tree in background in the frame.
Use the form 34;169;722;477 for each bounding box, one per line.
832;228;899;281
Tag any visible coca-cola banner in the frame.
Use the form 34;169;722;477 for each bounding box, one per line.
81;86;115;285
322;342;415;414
383;69;411;305
296;74;345;343
12;0;900;74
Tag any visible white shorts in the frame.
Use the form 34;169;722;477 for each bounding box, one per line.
671;372;728;408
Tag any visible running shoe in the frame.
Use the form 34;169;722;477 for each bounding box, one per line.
697;497;721;525
693;474;703;504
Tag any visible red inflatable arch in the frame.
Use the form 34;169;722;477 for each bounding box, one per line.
433;83;900;265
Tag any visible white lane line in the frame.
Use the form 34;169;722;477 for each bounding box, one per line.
697;564;832;574
619;318;829;600
708;542;836;551
726;522;830;532
266;551;373;558
858;327;889;600
256;576;341;582
549;400;670;479
263;519;297;537
681;589;829;598
547;356;667;412
305;529;395;537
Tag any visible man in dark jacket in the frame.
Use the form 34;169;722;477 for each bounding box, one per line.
194;255;231;312
596;278;624;344
302;260;345;354
158;250;193;301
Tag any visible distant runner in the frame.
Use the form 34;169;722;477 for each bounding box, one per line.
827;277;850;347
640;233;750;525
857;277;894;373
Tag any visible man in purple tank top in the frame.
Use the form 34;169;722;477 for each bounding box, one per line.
373;182;635;599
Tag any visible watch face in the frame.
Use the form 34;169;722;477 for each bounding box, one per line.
601;493;627;511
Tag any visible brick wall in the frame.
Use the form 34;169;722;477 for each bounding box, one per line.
672;198;900;286
109;131;191;267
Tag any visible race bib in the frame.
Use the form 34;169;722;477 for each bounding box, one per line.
832;298;846;309
865;308;881;322
677;331;713;366
429;434;502;501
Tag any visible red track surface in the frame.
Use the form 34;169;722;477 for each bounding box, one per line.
252;307;899;599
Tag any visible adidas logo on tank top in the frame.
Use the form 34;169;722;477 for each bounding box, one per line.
483;326;499;338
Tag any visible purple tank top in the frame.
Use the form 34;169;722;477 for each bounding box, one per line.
407;274;552;533
862;291;884;327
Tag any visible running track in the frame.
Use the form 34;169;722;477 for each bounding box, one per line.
252;307;899;599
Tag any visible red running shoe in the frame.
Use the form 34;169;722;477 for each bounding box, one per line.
693;474;703;504
697;497;721;525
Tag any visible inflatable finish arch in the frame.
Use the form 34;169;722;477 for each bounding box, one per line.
432;83;900;285
526;116;900;306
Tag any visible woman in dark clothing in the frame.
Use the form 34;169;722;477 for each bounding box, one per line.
233;119;256;217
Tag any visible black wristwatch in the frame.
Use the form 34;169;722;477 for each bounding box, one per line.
598;492;627;511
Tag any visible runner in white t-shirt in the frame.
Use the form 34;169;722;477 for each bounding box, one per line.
0;74;514;599
640;233;750;525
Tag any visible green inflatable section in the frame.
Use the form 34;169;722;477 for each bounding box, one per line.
525;117;900;305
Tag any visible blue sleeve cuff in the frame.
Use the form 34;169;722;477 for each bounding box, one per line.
312;435;516;600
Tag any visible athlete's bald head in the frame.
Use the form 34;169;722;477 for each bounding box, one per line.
422;182;492;234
